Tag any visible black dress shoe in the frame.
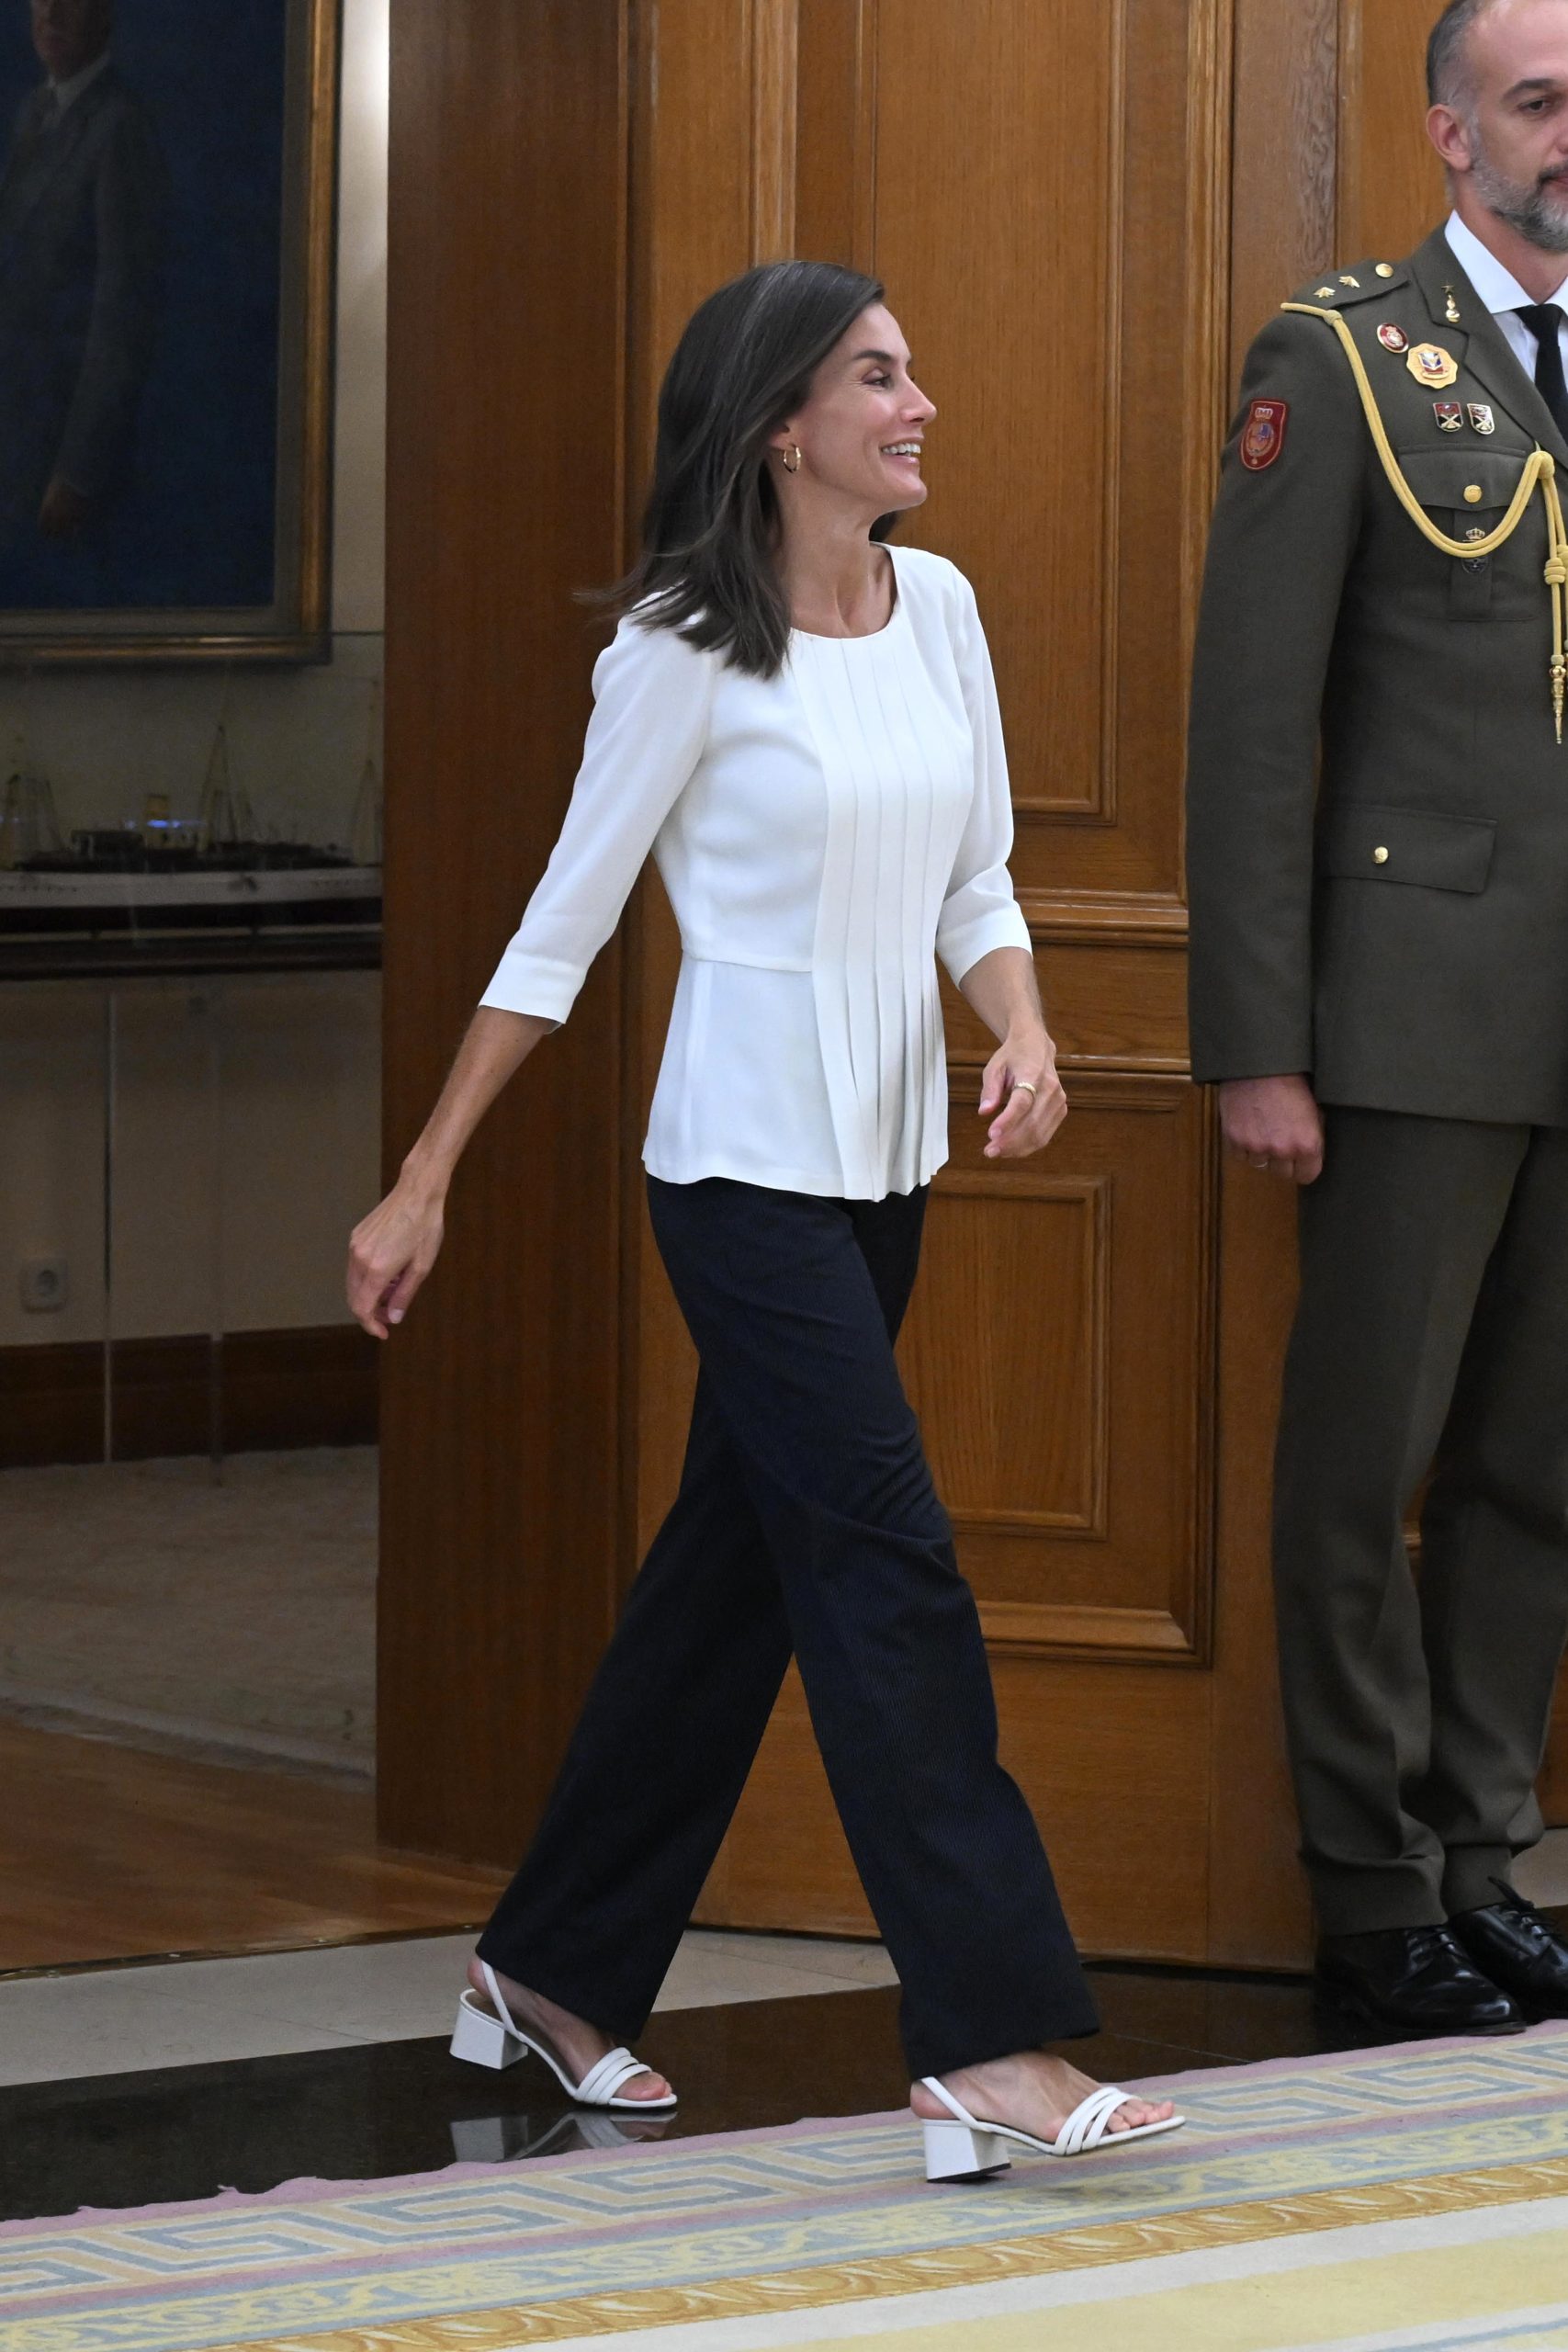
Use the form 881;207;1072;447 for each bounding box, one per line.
1315;1924;1525;2037
1450;1879;1568;2018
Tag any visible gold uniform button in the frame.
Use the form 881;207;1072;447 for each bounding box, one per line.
1373;846;1390;865
1376;263;1395;278
1464;485;1484;503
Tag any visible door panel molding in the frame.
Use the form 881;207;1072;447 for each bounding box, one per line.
903;1066;1218;1668
911;1171;1111;1543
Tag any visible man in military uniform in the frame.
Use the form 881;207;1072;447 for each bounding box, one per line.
1188;0;1568;2036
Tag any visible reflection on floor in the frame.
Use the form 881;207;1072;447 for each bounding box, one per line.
0;1448;376;1773
0;1720;506;1973
0;1926;900;2088
5;1925;1540;2226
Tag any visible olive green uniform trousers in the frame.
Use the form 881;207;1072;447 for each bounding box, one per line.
1276;1106;1568;1932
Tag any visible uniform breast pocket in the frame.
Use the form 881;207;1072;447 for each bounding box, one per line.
1398;447;1535;620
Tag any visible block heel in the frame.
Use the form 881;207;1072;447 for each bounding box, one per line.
922;2119;1012;2181
449;1985;525;2070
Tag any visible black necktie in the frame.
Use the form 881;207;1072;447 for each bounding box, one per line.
1517;303;1568;441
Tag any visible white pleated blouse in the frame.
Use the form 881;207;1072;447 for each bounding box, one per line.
479;543;1031;1201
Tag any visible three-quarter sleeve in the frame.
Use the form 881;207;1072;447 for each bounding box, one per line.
479;616;716;1023
935;569;1032;986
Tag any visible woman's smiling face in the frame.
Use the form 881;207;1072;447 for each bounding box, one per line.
775;303;937;516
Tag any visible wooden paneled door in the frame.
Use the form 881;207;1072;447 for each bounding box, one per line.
384;0;1562;1966
628;0;1252;1964
624;0;1448;1971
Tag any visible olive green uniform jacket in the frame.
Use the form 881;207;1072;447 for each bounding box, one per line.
1187;225;1568;1125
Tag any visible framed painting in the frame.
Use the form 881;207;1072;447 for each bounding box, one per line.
0;0;339;662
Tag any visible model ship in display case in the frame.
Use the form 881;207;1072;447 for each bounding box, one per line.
0;833;382;939
0;729;382;942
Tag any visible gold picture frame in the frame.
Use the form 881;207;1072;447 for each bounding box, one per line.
0;0;341;664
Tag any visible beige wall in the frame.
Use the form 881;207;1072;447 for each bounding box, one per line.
0;974;381;1348
0;0;389;1352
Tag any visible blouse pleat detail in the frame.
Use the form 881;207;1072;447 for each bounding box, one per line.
479;544;1032;1203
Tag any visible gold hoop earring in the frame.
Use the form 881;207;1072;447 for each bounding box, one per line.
783;443;801;474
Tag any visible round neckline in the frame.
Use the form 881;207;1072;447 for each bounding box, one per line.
789;544;904;647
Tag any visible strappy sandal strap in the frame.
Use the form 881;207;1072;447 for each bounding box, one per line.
919;2075;980;2129
478;1967;661;2107
577;2046;655;2106
923;2073;1139;2156
479;1961;521;2034
1055;2086;1132;2155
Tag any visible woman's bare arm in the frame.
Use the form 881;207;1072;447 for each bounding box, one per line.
346;1006;554;1340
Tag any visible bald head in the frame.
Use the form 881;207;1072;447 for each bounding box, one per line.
1431;0;1568;107
1428;0;1568;254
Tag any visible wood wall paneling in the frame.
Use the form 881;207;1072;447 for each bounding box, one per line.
1228;0;1336;362
380;0;1550;1946
0;1328;377;1468
864;0;1227;910
1201;0;1340;1968
794;0;876;269
686;0;1235;1958
378;0;631;1867
1337;0;1446;266
624;0;772;1586
901;1070;1214;1663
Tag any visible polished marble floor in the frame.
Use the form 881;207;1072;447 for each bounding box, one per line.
7;1919;1562;2225
6;1834;1567;2227
0;1961;1384;2225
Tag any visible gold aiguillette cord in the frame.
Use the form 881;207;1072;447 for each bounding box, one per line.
1282;302;1568;742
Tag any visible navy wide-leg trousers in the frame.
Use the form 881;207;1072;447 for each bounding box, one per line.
477;1174;1097;2079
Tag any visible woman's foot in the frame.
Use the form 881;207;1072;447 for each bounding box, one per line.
911;2051;1175;2144
468;1957;674;2103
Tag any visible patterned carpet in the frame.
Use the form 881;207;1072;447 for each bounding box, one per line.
6;2030;1568;2351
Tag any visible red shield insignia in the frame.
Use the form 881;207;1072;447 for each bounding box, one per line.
1434;401;1463;433
1378;322;1409;353
1241;398;1289;471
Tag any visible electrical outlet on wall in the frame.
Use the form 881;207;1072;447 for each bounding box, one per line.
19;1257;68;1313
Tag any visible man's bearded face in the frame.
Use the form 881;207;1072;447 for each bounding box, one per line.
1470;123;1568;253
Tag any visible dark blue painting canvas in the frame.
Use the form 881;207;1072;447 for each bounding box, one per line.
0;0;334;650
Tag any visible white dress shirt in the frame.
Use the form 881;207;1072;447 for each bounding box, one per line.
1445;209;1568;385
480;543;1032;1201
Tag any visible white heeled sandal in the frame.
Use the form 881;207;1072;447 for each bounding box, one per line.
919;2074;1184;2181
450;1962;679;2111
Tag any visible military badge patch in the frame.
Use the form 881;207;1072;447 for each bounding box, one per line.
1241;399;1289;471
1468;403;1496;435
1408;342;1461;389
1378;323;1410;353
1434;401;1463;433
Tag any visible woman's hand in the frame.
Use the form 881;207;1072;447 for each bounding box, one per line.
347;1177;447;1340
344;1006;549;1340
978;1026;1067;1159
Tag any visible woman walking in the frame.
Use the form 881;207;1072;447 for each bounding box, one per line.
348;262;1179;2179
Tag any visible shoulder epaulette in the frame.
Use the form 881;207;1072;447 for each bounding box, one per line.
1285;258;1410;313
